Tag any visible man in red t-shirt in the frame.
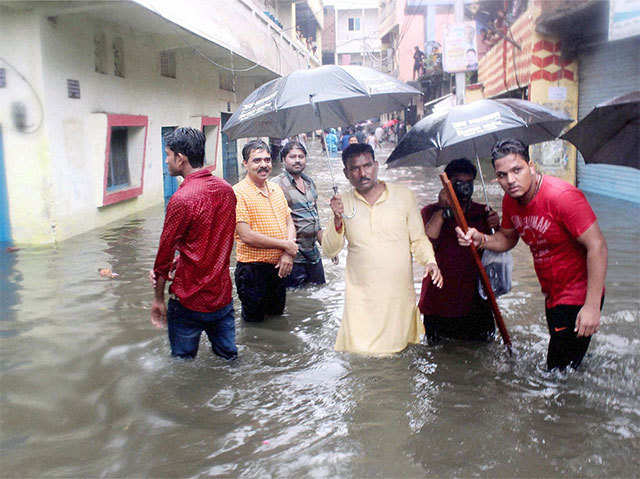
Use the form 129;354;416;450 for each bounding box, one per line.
457;139;607;370
419;158;500;343
151;127;238;360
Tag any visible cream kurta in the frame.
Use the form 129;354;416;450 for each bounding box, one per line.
322;182;436;354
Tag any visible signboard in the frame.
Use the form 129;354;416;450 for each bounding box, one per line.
609;0;640;40
443;21;478;73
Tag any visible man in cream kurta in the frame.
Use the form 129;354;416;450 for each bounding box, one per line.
323;143;443;354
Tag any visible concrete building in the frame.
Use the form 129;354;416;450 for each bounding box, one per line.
467;0;639;201
0;0;322;245
321;1;381;68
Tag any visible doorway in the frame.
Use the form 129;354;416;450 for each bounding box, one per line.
0;126;10;243
220;113;239;185
161;126;178;207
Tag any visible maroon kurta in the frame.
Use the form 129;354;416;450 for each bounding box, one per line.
419;202;491;317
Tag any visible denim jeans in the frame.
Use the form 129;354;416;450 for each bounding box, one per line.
234;262;286;322
167;299;237;360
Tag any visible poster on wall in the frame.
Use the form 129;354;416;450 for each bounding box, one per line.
609;0;640;40
443;21;478;73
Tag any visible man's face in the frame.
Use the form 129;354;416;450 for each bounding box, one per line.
494;153;536;199
348;136;358;145
450;172;475;203
244;148;272;184
283;147;306;176
165;147;181;176
344;153;378;193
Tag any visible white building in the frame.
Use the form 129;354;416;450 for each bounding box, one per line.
0;0;322;245
326;0;381;68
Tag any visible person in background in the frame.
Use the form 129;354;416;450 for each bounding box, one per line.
325;128;338;158
420;158;499;343
150;127;237;360
273;141;325;288
457;138;607;371
233;139;298;323
323;143;443;354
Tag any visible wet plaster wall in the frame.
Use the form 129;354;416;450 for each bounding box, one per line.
1;8;256;245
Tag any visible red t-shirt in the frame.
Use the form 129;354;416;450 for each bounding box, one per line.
419;202;491;317
153;169;237;312
501;175;597;308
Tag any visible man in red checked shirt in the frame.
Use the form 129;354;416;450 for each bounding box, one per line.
151;127;238;360
457;138;607;371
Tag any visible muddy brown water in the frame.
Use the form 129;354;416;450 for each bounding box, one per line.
1;144;639;477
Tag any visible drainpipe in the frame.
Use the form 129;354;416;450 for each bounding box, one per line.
454;0;465;104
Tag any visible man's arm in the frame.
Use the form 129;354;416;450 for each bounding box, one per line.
236;222;298;256
150;198;188;328
275;213;297;278
456;226;519;252
574;221;608;337
322;194;346;258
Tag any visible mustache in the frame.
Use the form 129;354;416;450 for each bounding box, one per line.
358;177;371;182
257;167;270;173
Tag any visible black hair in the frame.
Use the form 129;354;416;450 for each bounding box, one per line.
280;140;307;160
242;139;270;162
342;143;375;167
466;48;477;54
163;127;205;168
445;158;477;179
491;138;529;166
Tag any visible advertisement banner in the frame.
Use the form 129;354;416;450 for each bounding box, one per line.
443;21;478;73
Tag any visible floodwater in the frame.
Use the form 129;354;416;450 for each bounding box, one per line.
1;143;639;478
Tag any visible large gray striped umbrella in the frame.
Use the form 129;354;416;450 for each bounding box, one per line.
221;65;421;140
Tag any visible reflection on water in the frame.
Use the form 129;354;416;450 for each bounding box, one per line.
1;144;639;477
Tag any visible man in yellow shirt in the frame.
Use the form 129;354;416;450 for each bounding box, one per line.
322;143;443;354
233;139;298;322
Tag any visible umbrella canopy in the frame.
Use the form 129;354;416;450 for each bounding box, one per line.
221;65;421;140
386;98;572;167
561;91;639;170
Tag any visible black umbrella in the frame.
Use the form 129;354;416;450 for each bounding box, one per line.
386;98;572;206
222;64;421;140
386;98;573;168
561;91;639;170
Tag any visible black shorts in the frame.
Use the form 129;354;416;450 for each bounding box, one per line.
423;295;495;344
234;262;286;322
545;298;604;371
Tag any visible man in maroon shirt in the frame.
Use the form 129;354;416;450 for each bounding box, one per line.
458;139;607;370
151;127;238;360
420;158;500;343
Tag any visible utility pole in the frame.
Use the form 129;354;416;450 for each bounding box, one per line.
454;0;465;105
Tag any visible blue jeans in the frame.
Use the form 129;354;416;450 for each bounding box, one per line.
167;299;237;360
283;260;326;288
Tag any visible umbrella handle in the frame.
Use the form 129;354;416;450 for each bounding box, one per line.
475;153;495;234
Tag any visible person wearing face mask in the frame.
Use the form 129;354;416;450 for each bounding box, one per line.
419;158;500;344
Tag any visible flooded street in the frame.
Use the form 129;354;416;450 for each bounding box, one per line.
2;143;639;478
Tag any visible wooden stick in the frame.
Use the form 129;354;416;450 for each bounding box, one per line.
439;172;512;353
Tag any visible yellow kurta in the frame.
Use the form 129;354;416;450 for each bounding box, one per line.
322;182;436;354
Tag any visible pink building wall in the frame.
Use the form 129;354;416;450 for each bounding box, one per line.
397;14;424;82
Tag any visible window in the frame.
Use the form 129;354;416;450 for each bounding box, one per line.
201;117;221;169
160;50;176;78
101;114;148;206
94;32;107;74
107;127;131;190
113;37;125;78
348;17;360;31
219;71;235;92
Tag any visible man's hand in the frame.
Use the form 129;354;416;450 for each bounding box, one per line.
282;240;299;257
456;226;484;248
330;194;344;230
575;304;600;337
437;188;450;208
150;299;167;328
486;208;500;230
149;269;156;287
275;253;294;278
424;262;443;288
